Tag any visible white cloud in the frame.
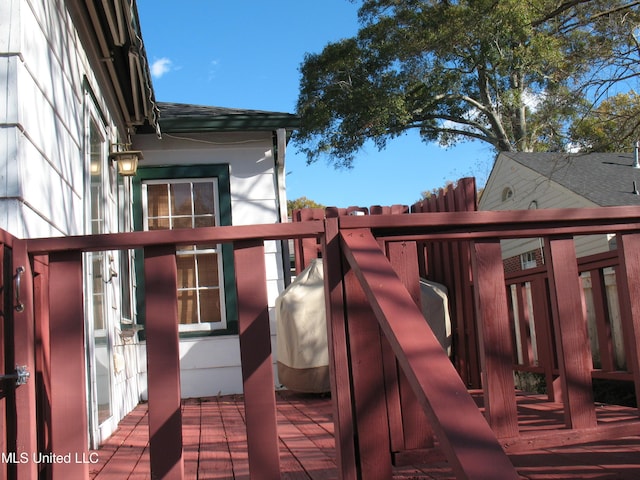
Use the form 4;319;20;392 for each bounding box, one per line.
151;58;173;79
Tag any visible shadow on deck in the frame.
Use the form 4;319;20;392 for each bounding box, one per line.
90;391;640;480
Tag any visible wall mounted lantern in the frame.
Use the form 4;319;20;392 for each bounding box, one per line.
109;148;143;176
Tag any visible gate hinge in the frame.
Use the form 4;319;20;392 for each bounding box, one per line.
0;365;30;386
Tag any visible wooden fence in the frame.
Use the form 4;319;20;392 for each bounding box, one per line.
292;177;481;388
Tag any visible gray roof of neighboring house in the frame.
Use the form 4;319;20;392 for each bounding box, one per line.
500;151;640;206
154;102;300;133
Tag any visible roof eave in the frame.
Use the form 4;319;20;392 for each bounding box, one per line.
158;115;301;134
70;0;159;135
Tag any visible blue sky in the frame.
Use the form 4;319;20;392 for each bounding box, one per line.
136;1;495;208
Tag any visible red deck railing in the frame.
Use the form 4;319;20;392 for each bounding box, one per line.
2;204;640;479
330;207;640;460
506;248;638;399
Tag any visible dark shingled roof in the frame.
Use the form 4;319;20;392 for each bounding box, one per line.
500;151;640;206
155;102;300;133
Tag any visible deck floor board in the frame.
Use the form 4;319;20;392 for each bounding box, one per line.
90;391;640;479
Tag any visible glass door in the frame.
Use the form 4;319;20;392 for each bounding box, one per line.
85;113;116;447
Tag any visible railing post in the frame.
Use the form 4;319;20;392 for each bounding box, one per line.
589;268;615;373
545;236;597;429
322;217;358;480
515;283;534;366
459;179;482;389
0;243;6;480
616;233;640;408
234;239;281;480
386;241;433;452
342;235;392;480
33;255;52;478
292;208;324;273
471;240;519;439
529;276;558;401
48;251;89;479
144;245;184;480
9;241;38;479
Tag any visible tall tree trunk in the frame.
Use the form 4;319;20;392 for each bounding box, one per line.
511;72;529;151
478;67;515;151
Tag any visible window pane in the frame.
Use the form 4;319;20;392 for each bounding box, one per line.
90;191;102;234
92;255;105;330
195;216;215;228
148;218;170;230
174;217;192;229
147;185;169;218
171;183;192;216
200;289;222;323
90;122;104;235
177;290;198;324
194;183;214;215
197;253;219;287
120;251;132;320
176;254;196;289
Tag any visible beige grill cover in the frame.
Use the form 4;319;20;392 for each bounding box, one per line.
276;259;329;393
276;259;452;393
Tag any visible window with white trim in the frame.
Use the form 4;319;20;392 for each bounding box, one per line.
520;250;537;270
117;175;135;322
142;179;226;332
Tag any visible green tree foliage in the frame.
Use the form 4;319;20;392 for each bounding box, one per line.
295;0;640;167
287;196;325;216
571;91;640;152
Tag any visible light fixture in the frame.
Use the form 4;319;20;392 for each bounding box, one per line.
109;146;143;176
90;160;101;175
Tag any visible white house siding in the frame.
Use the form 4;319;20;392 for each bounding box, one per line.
479;155;611;261
2;0;142;445
133;131;287;398
1;0;87;237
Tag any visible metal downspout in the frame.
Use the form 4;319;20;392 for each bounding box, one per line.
274;128;292;286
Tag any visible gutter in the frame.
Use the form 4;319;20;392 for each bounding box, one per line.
274;128;292;286
158;114;300;134
71;0;160;137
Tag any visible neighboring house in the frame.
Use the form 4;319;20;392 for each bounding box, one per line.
1;0;298;448
479;151;640;272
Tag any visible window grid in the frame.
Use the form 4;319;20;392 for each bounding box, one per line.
144;180;225;331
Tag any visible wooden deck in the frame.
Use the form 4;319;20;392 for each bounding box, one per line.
89;391;640;480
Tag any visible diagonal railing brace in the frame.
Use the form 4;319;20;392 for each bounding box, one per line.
340;228;519;480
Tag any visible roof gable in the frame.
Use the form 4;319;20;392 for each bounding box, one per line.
499;152;640;206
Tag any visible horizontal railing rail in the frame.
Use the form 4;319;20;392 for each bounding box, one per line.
341;205;640;240
26;221;325;254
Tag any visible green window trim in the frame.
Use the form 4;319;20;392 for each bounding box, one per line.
132;164;238;337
